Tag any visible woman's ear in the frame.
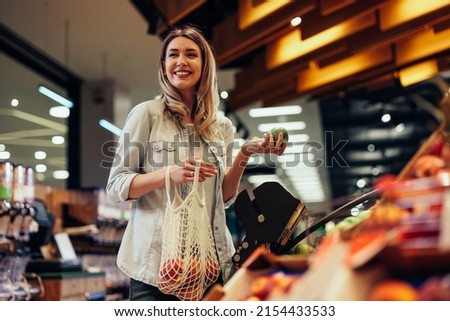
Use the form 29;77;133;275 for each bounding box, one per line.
162;61;166;76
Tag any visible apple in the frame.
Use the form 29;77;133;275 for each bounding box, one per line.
160;258;184;287
413;155;445;178
186;256;202;283
205;258;220;284
295;243;315;255
270;127;289;143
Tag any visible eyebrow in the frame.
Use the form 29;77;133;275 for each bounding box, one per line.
167;48;199;53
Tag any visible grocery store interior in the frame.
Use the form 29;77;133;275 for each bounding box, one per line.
1;0;450;301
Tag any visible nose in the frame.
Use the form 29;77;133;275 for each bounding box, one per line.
176;55;187;66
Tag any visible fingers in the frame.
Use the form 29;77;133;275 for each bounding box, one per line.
183;157;217;181
262;132;285;155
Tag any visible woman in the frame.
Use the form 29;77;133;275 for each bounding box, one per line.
106;25;286;300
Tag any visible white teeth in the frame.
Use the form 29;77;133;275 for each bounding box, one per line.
175;71;190;76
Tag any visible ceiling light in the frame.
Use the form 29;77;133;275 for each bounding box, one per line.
11;99;19;107
99;119;121;136
34;151;47;160
247;174;281;185
249;105;302;118
53;170;69;180
0;151;11;159
356;178;367;188
381;113;391;123
290;16;302;27
35;164;47;173
38;85;74;108
49;106;70;118
52;136;65;144
283;144;307;155
258;121;306;132
288;133;310;143
395;123;405;132
371;167;380;176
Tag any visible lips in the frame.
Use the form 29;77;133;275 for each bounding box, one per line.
174;70;192;77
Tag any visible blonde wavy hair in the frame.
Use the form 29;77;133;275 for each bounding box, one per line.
158;25;220;140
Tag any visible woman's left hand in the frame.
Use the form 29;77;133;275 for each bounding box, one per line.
241;131;287;157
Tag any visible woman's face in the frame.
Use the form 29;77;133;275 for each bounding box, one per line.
163;36;202;96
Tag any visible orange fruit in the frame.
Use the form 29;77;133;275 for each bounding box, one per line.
370;280;418;301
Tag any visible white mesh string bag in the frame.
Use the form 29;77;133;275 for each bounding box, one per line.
157;163;221;300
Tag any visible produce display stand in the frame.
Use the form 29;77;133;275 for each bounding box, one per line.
204;85;450;301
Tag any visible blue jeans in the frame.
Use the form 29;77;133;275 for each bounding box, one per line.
129;274;223;301
129;279;179;301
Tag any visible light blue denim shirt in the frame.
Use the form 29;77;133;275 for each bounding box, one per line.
106;99;237;286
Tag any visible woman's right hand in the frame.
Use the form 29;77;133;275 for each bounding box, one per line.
169;158;217;184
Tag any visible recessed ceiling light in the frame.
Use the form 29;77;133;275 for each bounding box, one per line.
258;121;306;132
288;133;310;143
35;164;47;173
34;151;47;160
11;99;19;107
395;123;405;132
290;16;302;27
356;178;367;188
53;170;69;180
52;136;65;144
49;106;70;118
0;151;11;159
249;105;302;118
381;113;391;123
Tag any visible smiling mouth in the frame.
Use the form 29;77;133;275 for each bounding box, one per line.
174;71;191;76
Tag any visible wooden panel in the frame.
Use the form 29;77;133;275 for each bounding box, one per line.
300;0;387;40
238;0;291;30
434;17;450;32
379;0;450;31
266;12;375;69
396;27;450;65
297;46;394;93
319;0;356;15
349;9;450;55
212;0;316;66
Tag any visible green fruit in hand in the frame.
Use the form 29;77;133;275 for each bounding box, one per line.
295;243;315;255
271;127;289;142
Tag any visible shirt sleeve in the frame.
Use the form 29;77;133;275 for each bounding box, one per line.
222;116;238;208
106;102;151;203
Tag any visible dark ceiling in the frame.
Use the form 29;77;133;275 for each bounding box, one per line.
131;0;450;203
